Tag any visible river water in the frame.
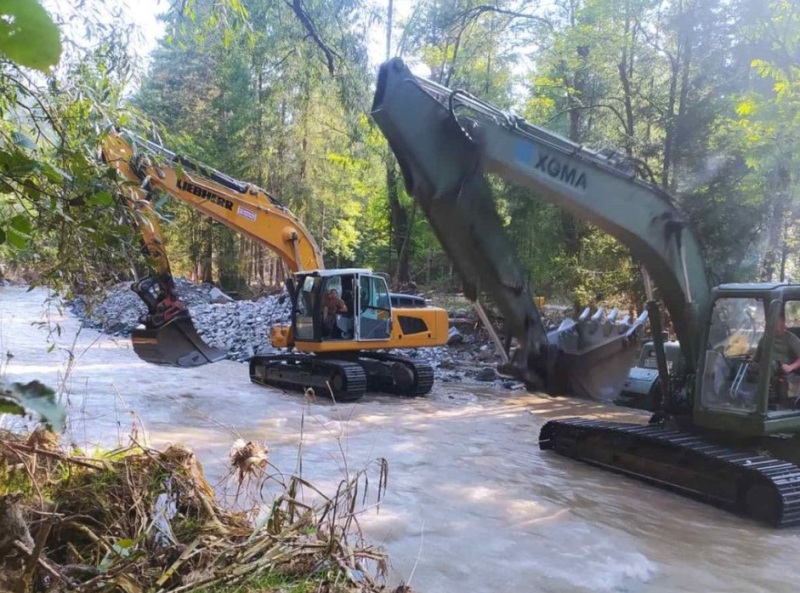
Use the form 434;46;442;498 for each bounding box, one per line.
2;286;799;592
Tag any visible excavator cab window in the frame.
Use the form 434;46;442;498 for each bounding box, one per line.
784;301;800;339
358;274;392;341
701;297;765;413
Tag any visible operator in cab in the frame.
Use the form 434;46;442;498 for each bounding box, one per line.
756;312;800;374
322;288;347;338
755;312;800;392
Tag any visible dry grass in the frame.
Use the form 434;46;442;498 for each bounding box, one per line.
0;428;408;593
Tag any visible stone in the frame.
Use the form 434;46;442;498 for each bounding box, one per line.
447;326;464;345
474;367;498;382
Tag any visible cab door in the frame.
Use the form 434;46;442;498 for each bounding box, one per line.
357;274;392;341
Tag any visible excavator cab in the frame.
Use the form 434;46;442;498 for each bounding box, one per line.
281;268;393;347
694;285;800;436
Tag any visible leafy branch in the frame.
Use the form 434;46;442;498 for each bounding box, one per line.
0;380;66;431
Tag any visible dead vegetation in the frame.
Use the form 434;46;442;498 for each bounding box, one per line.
0;428;409;593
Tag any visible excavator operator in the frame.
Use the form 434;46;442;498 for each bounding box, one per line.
322;288;347;338
754;311;800;403
756;312;800;375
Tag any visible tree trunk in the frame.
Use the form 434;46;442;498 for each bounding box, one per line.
761;163;790;282
671;0;695;194
386;162;411;282
618;0;636;157
563;48;587;257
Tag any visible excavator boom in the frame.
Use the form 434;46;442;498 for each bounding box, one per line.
103;130;324;274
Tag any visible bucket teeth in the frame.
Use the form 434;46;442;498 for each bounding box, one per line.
533;306;649;400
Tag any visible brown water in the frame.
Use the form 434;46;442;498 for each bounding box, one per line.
2;286;799;592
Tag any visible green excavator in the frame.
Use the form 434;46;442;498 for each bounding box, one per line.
371;57;800;527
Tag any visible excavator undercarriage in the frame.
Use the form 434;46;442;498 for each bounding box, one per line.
249;351;434;401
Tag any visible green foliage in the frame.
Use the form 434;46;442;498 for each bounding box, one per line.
133;0;379;290
0;0;61;72
0;380;66;431
8;0;800;319
0;0;144;296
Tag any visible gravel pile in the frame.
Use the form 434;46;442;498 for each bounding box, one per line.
68;279;291;362
68;279;527;389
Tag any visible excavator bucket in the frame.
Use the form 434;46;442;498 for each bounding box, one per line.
131;316;227;367
543;309;649;401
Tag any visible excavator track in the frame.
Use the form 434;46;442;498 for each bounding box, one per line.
355;353;435;396
249;354;367;402
539;418;800;527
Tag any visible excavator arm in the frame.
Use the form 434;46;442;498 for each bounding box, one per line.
371;58;710;397
100;128;326;366
102;128;324;277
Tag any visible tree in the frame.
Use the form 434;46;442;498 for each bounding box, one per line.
0;1;144;295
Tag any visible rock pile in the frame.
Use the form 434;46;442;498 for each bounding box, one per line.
68;279;292;362
69;279;533;389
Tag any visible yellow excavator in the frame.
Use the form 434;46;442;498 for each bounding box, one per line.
100;128;448;401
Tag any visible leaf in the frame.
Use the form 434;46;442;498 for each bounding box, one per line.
89;191;114;207
9;213;31;235
40;162;68;184
0;380;66;430
0;227;5;245
0;401;25;415
6;228;26;248
735;99;757;117
111;574;143;593
0;0;62;72
113;538;135;556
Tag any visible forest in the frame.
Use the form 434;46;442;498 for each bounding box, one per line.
1;0;799;311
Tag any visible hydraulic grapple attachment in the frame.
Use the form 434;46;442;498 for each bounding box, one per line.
131;315;227;367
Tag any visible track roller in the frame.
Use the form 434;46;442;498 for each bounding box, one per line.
356;353;435;396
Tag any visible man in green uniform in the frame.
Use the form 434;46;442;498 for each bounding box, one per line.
753;312;800;404
757;312;800;375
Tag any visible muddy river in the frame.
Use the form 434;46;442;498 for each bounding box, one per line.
2;286;799;592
